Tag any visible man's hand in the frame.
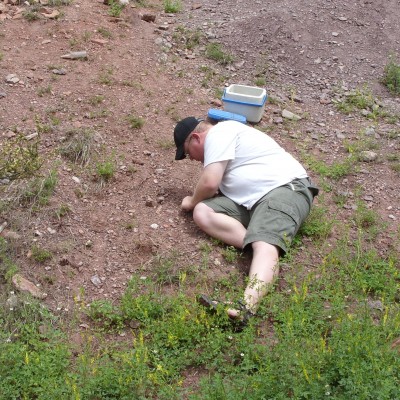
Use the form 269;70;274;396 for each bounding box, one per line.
181;160;228;212
181;196;195;212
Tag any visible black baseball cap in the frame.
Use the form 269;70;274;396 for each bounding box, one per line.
174;117;204;160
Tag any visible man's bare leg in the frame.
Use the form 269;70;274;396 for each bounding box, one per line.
193;202;246;248
228;241;279;317
193;203;279;319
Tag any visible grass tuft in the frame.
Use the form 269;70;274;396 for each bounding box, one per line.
205;43;234;65
382;55;400;95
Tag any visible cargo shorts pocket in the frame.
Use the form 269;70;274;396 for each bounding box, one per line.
267;200;300;226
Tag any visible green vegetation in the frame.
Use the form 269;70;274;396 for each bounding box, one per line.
59;128;94;165
55;203;71;219
205;42;234;65
31;245;53;263
96;158;116;183
108;0;125;17
47;0;72;5
333;85;384;120
0;134;41;181
126;114;145;129
97;27;113;39
254;76;266;87
23;8;40;21
98;67;114;85
221;245;241;263
1;232;399;398
303;153;355;181
382;55;400;95
173;26;204;51
298;205;334;241
164;0;182;13
19;169;58;208
88;94;105;106
37;85;52;97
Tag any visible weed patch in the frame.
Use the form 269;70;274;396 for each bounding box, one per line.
95;158;116;183
59;128;94;165
18;169;58;208
0;134;41;182
205;43;233;65
382;55;400;95
164;0;181;13
303;153;355;180
126;114;145;129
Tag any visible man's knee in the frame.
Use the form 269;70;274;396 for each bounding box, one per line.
251;241;279;258
193;202;214;228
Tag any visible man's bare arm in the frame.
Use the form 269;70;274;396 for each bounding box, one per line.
181;160;228;211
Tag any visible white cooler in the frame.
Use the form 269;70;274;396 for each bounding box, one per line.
222;84;267;123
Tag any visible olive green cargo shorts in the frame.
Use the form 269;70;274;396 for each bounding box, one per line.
201;178;316;254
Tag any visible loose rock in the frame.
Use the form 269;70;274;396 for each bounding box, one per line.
359;151;377;162
12;274;47;299
282;109;302;121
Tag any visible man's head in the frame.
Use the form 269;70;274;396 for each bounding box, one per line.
173;117;204;160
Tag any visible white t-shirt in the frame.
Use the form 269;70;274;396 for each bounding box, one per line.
204;120;308;209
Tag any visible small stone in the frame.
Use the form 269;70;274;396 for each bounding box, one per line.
5;74;19;84
72;176;81;184
0;229;21;240
91;38;109;45
0;221;8;234
359;151;377;162
141;13;156;23
6;294;19;309
365;127;375;136
41;9;60;19
361;109;370;117
273;117;284;124
211;98;223;107
150;223;159;229
336;132;346;139
367;300;383;311
388;215;397;220
52;68;67;75
282;109;302;121
61;51;88;60
145;197;155;207
25;132;38;140
91;275;102;287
